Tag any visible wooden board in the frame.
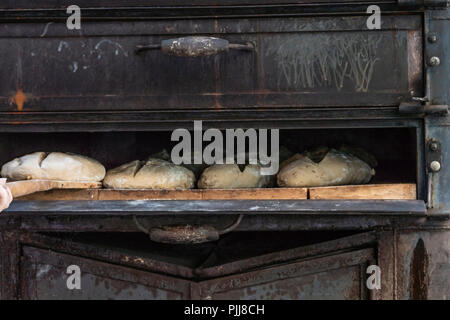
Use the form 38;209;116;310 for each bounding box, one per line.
7;180;102;198
17;187;308;201
16;184;416;201
309;183;416;200
16;189;99;201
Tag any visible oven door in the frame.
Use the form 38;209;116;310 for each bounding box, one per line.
0;14;422;112
7;231;379;300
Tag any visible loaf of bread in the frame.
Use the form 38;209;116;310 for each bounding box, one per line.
151;149;207;179
1;152;106;182
277;148;374;187
103;158;195;189
198;164;271;189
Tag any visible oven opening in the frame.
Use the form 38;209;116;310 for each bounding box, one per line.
2;127;420;203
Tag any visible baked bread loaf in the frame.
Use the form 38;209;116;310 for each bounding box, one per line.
277;148;374;187
198;164;271;189
151;149;207;179
1;152;105;182
103;158;195;189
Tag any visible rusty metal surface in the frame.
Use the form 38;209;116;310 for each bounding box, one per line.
0;214;428;233
0;2;418;22
6;230;376;280
425;116;450;214
0;15;422;112
195;231;378;278
21;246;192;300
1;230;378;299
3;199;428;216
394;228;450;300
0;0;399;9
2;224;449;299
192;248;374;299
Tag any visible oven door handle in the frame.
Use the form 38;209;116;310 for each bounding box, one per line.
133;214;243;244
135;36;254;57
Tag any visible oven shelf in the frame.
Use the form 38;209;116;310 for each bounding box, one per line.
5;199;426;216
15;183;416;201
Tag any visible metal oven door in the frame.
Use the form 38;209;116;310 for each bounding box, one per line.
0;14;422;112
2;231;380;300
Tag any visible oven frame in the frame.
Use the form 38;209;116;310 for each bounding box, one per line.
0;0;448;300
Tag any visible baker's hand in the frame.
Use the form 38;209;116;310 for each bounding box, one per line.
0;178;13;212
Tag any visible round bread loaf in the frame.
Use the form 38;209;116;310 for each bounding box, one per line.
103;158;195;189
1;152;106;182
277;149;374;187
198;164;271;189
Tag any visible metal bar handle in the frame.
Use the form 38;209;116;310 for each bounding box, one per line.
133;214;244;244
136;36;254;57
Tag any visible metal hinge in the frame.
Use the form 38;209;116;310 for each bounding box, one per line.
398;101;448;115
398;0;449;7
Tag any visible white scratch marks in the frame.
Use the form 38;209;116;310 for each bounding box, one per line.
40;22;53;37
94;39;128;59
36;265;51;278
57;41;69;52
69;61;78;73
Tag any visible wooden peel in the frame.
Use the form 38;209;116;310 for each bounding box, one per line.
6;180;102;198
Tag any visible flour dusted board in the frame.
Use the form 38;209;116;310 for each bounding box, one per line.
17;188;308;200
0;15;421;111
16;184;416;201
309;184;416;200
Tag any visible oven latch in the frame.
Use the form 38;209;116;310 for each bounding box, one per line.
426;139;442;209
399;101;448;116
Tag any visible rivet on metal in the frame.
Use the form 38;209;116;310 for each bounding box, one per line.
427;35;437;43
428;56;440;67
430;142;439;151
430;161;441;172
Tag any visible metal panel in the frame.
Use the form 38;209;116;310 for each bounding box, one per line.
192;248;375;299
0;214;427;232
0;15;422;112
425;116;450;214
0;0;399;9
21;246;192;300
0;111;423;133
4;199;427;216
394;227;450;300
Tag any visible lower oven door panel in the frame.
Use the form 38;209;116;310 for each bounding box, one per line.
21;246;192;300
17;236;376;300
0;14;422;112
192;248;375;300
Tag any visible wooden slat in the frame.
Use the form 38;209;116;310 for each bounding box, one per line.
98;188;308;200
7;180;102;198
17;187;308;201
17;189;99;201
98;189;203;200
16;184;416;201
309;183;416;200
